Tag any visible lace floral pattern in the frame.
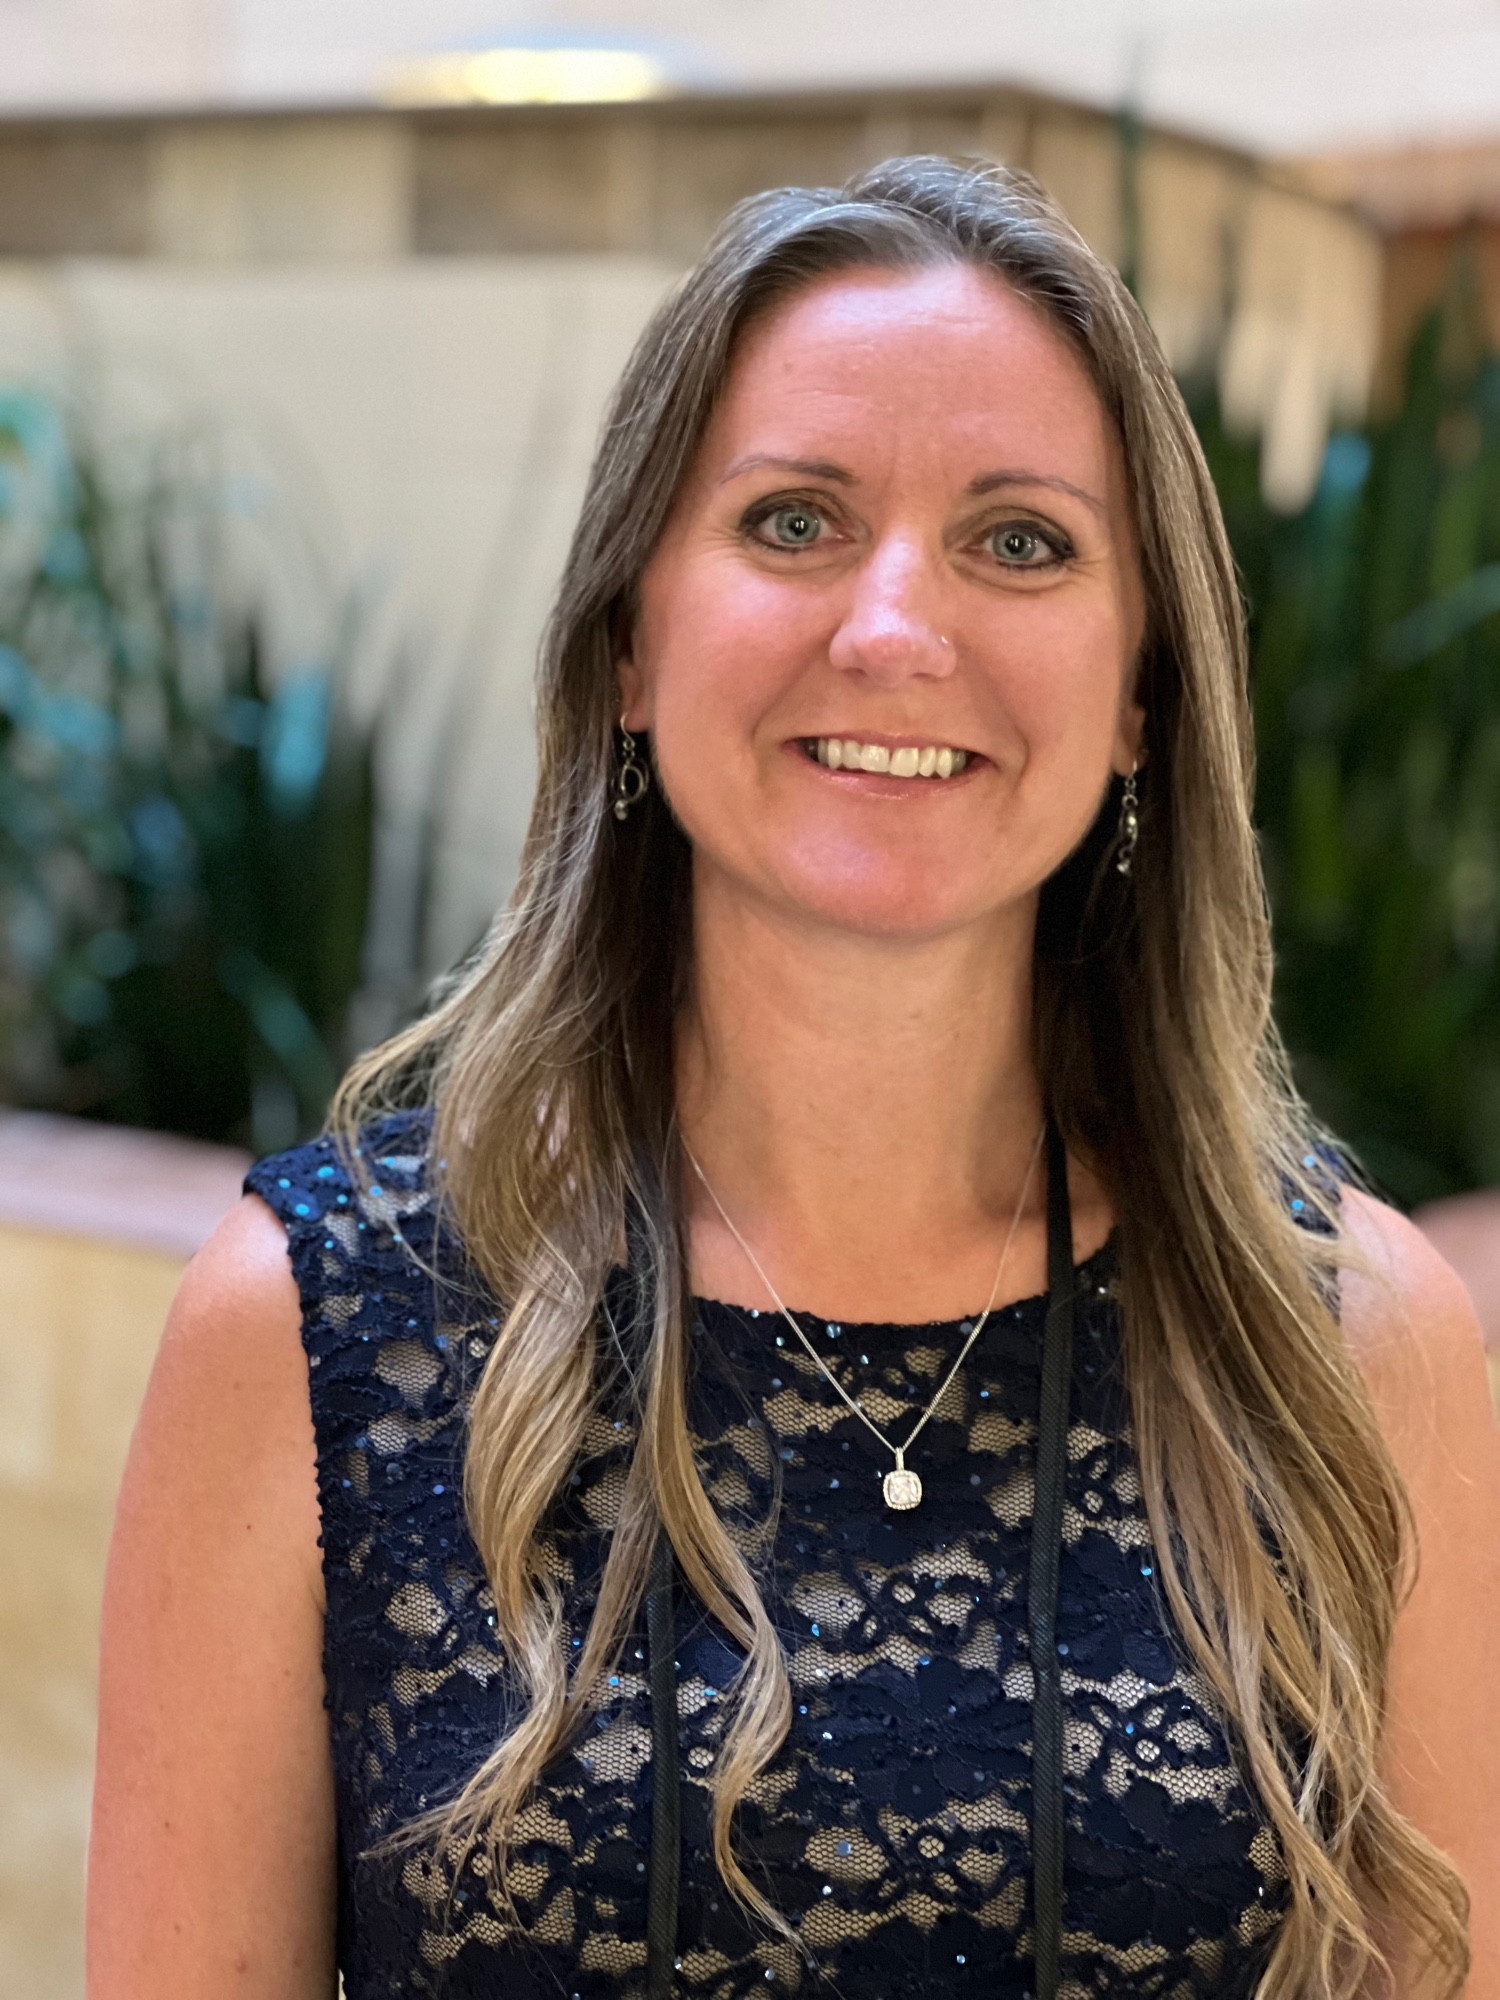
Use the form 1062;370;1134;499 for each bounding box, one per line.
247;1117;1287;1999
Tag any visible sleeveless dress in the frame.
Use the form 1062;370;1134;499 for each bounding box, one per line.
247;1114;1288;1999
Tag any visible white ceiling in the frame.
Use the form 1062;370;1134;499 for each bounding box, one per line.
1;0;1498;156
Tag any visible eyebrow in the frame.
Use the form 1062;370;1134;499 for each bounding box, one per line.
718;453;855;486
967;468;1107;515
719;452;1106;516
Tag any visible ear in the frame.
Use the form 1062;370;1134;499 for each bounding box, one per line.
616;620;651;733
1111;630;1148;775
1111;692;1147;777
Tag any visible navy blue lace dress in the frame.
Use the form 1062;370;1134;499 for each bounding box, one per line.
247;1116;1288;1999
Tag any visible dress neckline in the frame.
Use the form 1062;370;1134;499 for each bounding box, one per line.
689;1228;1119;1337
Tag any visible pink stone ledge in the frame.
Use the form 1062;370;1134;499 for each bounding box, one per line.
0;1109;251;1259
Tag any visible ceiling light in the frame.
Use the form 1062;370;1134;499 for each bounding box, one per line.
384;46;671;107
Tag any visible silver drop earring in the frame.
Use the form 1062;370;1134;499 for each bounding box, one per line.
1115;764;1140;876
613;725;650;821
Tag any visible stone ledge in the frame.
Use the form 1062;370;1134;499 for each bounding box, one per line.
0;1110;250;1260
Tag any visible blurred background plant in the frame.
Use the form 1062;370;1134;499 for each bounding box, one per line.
0;388;378;1152
1195;244;1500;1206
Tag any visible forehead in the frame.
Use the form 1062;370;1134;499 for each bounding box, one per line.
703;262;1114;484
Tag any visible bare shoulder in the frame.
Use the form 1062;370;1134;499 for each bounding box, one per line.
105;1188;322;1630
138;1189;320;1591
168;1188;304;1351
1336;1186;1494;1454
89;1194;336;1994
1338;1185;1477;1341
1337;1201;1500;1988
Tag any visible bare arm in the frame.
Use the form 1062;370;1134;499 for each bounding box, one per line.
1343;1190;1500;1998
87;1195;336;1999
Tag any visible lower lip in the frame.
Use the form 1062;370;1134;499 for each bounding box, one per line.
786;742;983;794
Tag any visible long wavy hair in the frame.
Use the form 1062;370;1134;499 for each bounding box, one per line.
334;157;1468;1996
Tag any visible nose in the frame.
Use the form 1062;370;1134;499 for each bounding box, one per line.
826;532;956;685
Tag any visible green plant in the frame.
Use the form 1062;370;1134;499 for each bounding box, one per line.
0;390;375;1151
1195;256;1500;1204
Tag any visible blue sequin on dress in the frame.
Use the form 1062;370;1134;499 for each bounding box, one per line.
246;1114;1288;1998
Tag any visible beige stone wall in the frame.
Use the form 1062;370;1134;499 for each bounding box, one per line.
0;92;1382;517
0;1224;184;2000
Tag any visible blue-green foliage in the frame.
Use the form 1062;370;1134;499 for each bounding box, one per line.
1196;264;1500;1204
0;392;374;1149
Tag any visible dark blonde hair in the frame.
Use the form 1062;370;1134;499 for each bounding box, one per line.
337;156;1468;1997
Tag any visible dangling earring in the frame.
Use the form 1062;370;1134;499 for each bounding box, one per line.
613;724;650;821
1115;764;1140;876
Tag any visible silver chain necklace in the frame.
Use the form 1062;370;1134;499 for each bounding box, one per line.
684;1124;1046;1510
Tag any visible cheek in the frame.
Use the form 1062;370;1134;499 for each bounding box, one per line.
641;563;822;751
981;593;1133;763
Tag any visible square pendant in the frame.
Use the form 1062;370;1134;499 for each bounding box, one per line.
883;1466;923;1510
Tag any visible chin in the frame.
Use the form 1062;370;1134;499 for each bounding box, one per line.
773;852;998;940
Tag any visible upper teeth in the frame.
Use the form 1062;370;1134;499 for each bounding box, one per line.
811;738;969;778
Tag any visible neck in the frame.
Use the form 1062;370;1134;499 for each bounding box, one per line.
676;864;1052;1320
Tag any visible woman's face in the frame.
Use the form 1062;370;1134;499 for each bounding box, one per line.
619;262;1147;941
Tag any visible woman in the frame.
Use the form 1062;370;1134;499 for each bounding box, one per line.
88;159;1498;2000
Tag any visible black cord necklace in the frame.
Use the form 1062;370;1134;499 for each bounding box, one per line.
644;1115;1075;2000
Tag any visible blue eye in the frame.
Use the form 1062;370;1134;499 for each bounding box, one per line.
762;505;823;546
991;523;1053;565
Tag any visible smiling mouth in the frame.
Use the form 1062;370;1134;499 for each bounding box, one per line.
802;735;973;779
